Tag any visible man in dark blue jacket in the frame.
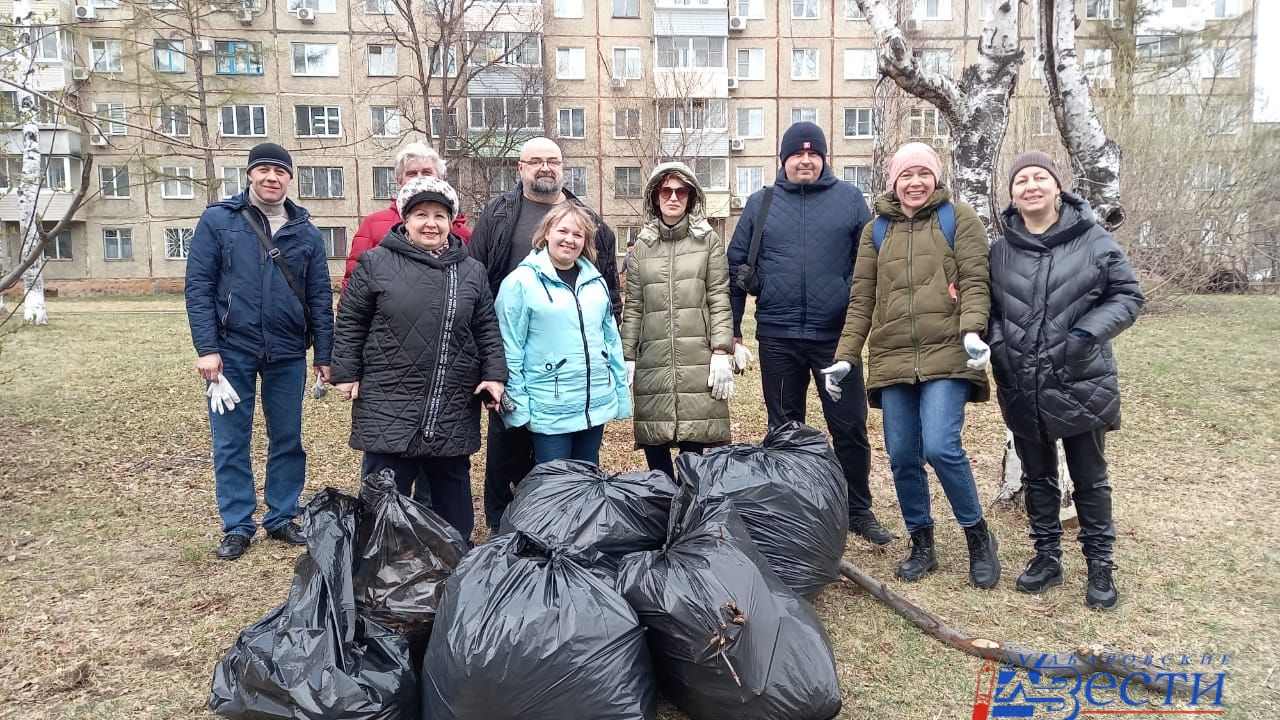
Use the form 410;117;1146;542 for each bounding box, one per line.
728;122;892;545
184;143;335;560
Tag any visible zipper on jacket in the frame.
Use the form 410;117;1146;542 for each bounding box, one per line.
421;265;460;439
572;279;593;428
667;239;679;429
907;219;923;380
799;186;808;331
221;293;232;326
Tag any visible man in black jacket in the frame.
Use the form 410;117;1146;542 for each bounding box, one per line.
470;137;621;532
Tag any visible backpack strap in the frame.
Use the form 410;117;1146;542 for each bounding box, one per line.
871;200;957;253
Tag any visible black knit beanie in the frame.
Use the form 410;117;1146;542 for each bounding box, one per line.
247;143;294;177
779;121;828;164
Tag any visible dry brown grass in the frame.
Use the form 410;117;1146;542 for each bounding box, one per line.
1;294;1277;719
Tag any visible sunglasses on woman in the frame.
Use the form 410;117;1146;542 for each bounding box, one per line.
659;186;690;200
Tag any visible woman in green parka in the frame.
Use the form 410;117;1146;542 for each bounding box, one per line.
822;142;1000;589
621;162;735;477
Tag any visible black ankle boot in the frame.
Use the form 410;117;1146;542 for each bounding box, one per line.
1016;550;1064;593
1085;559;1118;610
895;526;938;581
850;511;895;546
963;519;1001;589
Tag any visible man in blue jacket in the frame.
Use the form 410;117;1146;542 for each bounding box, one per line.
184;143;335;560
728;122;892;545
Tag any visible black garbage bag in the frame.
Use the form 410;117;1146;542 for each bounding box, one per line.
209;489;417;720
617;487;842;720
355;469;469;632
422;532;657;720
677;421;848;601
498;459;677;561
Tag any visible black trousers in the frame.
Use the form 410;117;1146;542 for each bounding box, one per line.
1013;427;1115;561
756;336;874;517
363;451;474;543
482;410;536;530
642;441;713;479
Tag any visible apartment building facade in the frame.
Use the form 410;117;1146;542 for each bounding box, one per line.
0;0;1260;293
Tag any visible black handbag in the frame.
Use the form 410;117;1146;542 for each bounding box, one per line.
735;186;774;296
240;208;316;348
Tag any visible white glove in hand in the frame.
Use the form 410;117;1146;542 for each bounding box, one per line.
963;332;991;370
208;373;241;415
626;360;636;387
311;371;327;399
708;354;734;401
819;361;852;402
732;342;753;373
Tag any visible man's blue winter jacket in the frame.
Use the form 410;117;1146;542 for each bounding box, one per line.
185;190;334;364
727;166;871;342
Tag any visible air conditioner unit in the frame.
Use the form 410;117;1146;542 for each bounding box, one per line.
444;137;463;152
90;133;108;146
75;4;96;21
906;18;923;32
726;76;739;90
929;137;948;150
611;77;627;89
296;7;315;22
1109;17;1124;30
728;15;747;32
196;38;215;54
72;66;91;81
729;137;745;151
730;195;746;210
238;8;254;24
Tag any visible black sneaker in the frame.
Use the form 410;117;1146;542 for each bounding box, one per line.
963;519;1001;589
849;512;895;546
1016;551;1064;594
895;526;938;581
267;522;306;546
216;533;251;561
1085;560;1118;610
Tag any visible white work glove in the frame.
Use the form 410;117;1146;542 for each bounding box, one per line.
732;342;753;374
311;370;327;399
207;373;241;415
626;360;636;387
819;361;852;402
963;332;991;370
708;353;734;401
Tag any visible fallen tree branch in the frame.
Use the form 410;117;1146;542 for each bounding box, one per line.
837;560;1193;697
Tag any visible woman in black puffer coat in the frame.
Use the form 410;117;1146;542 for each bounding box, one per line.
331;176;507;542
989;152;1144;610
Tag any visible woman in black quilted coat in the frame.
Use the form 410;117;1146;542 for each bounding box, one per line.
331;176;507;541
989;152;1144;610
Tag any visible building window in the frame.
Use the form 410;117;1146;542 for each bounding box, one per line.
1028;106;1053;136
612;47;642;80
557;48;586;80
467;97;543;131
372;166;397;198
292;43;339;76
738;0;765;19
430;46;459;77
843;165;872;194
656;36;726;69
221;166;245;198
295;106;342;137
564;166;588;196
1207;102;1240;135
913;0;951;20
164;227;194;260
736;166;763;196
688;158;728;190
154;39;186;73
42;157;82;191
288;0;337;11
160;166;194;199
557;108;586;139
430;107;461;138
792;0;818;20
103;228;133;261
94;102;127;135
613;0;639;18
555;0;584;18
215;41;263;75
845;49;876;80
1210;0;1241;19
792;107;818;125
1085;0;1115;20
792;48;819;80
845;0;865;19
157;105;190;137
220;105;267;136
613;108;641;138
660;99;727;131
843;107;875;138
1136;35;1183;65
33;26;70;62
614;167;642;198
736;107;764;138
318;227;348;258
1084;48;1113;88
368;44;397;76
44;228;72;260
299;167;344;198
736;48;764;80
91;39;124;73
371;106;402;137
1202;47;1240;78
908;107;947;138
99;165;130;198
363;0;394;12
485;163;518;195
918;50;952;77
469;33;541;67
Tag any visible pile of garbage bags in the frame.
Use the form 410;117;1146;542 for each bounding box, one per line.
210;422;849;720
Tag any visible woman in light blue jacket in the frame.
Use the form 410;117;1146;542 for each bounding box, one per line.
496;203;630;465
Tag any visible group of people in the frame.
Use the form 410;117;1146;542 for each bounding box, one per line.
185;121;1143;610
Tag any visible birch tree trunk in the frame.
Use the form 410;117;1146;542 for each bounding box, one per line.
13;0;47;325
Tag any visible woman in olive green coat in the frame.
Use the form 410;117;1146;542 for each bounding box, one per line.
621;162;735;477
822;143;999;589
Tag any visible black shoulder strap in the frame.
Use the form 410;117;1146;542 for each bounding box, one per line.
239;208;313;338
746;186;775;272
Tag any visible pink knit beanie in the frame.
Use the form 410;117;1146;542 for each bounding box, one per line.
887;142;943;188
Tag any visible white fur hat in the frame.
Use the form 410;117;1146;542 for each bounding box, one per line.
396;175;459;220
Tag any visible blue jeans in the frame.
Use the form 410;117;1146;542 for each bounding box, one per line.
880;379;983;533
531;424;606;465
209;345;307;538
